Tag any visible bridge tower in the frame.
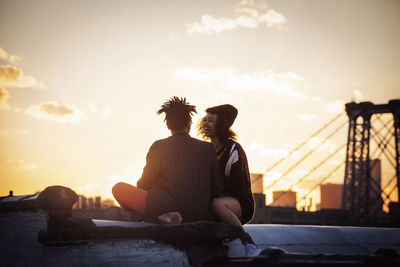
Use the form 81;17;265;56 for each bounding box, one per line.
342;100;400;225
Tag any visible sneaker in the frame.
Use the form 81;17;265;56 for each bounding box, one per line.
158;211;182;224
244;243;260;257
226;238;246;257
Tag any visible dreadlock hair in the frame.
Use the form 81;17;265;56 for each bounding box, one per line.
157;96;197;131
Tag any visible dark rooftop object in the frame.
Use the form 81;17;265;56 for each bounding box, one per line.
205;247;400;266
2;185;400;266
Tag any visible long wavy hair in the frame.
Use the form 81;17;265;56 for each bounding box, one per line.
197;111;237;144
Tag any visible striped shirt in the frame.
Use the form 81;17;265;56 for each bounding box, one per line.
137;132;223;223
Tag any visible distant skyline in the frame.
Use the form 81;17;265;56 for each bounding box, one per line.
1;0;399;210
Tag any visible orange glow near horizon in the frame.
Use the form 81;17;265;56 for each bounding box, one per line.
1;0;400;213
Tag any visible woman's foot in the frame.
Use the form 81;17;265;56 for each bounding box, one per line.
158;211;182;224
225;238;246;257
239;231;260;256
225;238;260;257
244;243;260;256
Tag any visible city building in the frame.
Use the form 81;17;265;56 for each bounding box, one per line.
270;190;297;208
251;193;350;225
317;159;382;213
75;195;87;209
101;198;116;208
88;197;94;209
320;183;342;209
73;195;115;210
250;173;264;194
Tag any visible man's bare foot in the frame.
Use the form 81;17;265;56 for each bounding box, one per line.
158;211;182;224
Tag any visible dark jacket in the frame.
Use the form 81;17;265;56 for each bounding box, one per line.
137;132;223;223
218;140;255;224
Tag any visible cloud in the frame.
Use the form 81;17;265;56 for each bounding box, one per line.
307;137;336;153
224;71;307;98
106;175;132;183
328;160;342;166
176;67;309;100
0;128;28;138
250;142;301;160
264;170;282;182
177;67;347;117
22;163;38;171
215;91;233;102
39;102;75;116
0;65;42;89
0;47;21;63
292;168;310;177
187;1;287;34
187;15;237;34
25;101;85;123
4;159;38;171
87;102;110;119
78;183;101;195
299;113;318;121
100;108;110;119
236;16;258;28
176;67;234;82
88;102;98;113
0;65;21;83
326;100;345;113
106;170;142;185
259;9;287;27
251;142;288;158
0;86;11;109
235;0;267;15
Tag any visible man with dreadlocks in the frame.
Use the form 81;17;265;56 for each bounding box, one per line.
112;96;224;223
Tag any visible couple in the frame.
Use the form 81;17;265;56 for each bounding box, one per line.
112;96;258;256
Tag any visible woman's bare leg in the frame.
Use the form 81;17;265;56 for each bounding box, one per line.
212;196;257;246
211;196;243;229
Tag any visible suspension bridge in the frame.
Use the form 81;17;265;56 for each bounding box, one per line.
1;100;400;266
251;99;400;226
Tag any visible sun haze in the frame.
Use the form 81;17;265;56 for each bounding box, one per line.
1;0;399;208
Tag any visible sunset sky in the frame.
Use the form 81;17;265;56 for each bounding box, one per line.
1;0;399;210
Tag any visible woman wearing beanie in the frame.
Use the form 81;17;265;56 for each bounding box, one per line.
198;104;259;257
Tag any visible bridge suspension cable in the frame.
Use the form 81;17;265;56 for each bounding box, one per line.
294;115;392;207
296;161;346;206
295;132;389;207
270;142;347;204
263;116;348;192
269;114;385;205
251;112;346;185
386;175;398;200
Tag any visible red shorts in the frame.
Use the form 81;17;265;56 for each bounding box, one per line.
112;182;148;214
